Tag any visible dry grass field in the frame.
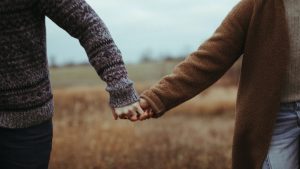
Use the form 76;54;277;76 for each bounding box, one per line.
49;59;241;169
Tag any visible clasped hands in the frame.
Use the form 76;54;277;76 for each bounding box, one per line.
112;98;154;121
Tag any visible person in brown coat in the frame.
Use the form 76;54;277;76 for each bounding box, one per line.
125;0;300;168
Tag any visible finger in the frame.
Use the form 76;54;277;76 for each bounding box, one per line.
149;111;154;118
146;109;153;119
119;113;128;119
112;108;118;120
140;110;150;121
128;110;140;122
113;113;118;120
125;110;134;119
126;110;138;121
129;114;139;122
136;105;144;115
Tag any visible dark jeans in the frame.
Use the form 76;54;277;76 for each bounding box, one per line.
0;119;53;169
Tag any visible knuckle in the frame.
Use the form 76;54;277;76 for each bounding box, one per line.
115;110;121;115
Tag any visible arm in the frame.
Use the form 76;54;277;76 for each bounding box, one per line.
140;0;254;117
37;0;139;108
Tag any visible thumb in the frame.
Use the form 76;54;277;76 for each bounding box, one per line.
139;98;149;109
111;108;118;120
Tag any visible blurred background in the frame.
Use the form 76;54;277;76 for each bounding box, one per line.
48;0;242;169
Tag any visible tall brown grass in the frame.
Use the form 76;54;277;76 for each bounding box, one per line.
50;84;237;169
49;59;241;169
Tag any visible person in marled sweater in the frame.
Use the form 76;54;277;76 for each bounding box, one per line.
0;0;143;168
136;0;300;169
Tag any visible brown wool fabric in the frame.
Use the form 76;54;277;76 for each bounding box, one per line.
0;0;139;128
141;0;291;168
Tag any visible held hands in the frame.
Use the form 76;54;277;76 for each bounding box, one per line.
112;98;154;121
139;98;153;120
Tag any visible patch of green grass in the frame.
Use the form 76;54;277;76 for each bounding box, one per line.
49;61;180;88
49;65;102;88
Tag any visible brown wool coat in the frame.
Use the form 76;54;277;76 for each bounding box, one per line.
141;0;290;168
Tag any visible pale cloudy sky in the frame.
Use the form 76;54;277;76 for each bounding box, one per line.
46;0;240;65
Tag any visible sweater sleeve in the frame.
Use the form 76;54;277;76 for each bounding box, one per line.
141;0;254;117
37;0;139;108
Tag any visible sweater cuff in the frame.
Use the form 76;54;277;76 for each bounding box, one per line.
107;79;140;108
140;90;166;118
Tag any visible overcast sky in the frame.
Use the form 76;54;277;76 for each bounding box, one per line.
46;0;240;65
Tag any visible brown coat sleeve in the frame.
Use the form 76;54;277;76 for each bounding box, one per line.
141;0;254;116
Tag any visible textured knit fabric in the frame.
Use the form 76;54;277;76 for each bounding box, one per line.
280;0;300;102
141;0;291;169
0;0;139;128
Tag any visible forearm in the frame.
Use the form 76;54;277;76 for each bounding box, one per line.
38;0;139;107
141;0;254;115
141;48;240;115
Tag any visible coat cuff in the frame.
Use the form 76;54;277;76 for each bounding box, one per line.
140;90;166;118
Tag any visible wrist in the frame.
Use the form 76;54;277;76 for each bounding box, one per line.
107;79;139;108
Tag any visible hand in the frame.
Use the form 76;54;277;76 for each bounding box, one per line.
112;102;144;122
139;98;154;120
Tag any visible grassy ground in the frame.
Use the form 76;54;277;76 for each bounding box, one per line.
49;61;181;88
49;59;241;88
50;86;236;169
48;60;241;169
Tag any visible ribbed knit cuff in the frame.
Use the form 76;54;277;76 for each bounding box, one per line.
107;79;140;108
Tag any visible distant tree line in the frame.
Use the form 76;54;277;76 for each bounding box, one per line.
49;53;186;68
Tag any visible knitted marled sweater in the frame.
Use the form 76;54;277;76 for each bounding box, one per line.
0;0;139;128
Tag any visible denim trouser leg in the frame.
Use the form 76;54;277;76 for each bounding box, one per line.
262;102;300;169
0;119;53;169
